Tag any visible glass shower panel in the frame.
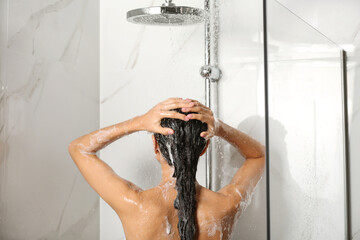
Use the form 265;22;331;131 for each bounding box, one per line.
217;0;267;239
267;0;347;239
346;52;360;240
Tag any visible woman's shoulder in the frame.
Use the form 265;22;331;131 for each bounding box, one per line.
197;185;240;217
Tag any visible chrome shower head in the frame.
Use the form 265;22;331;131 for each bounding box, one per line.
126;0;205;26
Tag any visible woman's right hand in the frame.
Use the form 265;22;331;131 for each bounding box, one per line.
181;99;219;139
139;98;195;135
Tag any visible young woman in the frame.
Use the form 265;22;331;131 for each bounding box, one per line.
68;98;265;240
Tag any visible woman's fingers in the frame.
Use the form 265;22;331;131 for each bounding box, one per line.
161;99;195;111
183;99;212;113
160;111;188;121
160;127;174;135
162;97;183;104
182;105;212;115
163;102;194;111
162;97;191;105
186;113;215;138
188;113;214;127
158;98;212;114
187;99;206;108
200;124;215;139
153;125;174;135
158;97;183;107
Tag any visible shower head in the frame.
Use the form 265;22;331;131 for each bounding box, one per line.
126;0;205;26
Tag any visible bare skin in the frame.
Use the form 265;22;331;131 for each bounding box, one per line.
68;98;265;240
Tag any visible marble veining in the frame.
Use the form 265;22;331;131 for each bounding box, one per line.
125;26;145;70
9;58;49;110
0;90;5;135
352;24;360;44
55;173;79;236
7;0;77;55
353;228;360;239
60;0;88;64
100;79;133;104
38;200;99;240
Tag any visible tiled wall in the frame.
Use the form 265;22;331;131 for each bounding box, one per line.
0;0;100;239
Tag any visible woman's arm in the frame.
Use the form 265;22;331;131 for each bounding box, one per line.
68;117;143;215
68;98;193;214
215;120;265;200
216;120;265;159
181;99;265;204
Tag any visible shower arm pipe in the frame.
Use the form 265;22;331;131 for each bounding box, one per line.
204;0;211;67
202;0;222;190
204;0;211;190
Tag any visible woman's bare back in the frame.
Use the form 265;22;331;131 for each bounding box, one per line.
116;181;241;240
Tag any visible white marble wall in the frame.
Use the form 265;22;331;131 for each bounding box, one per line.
100;0;266;239
0;0;100;239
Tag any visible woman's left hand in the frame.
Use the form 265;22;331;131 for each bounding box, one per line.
138;98;195;135
180;99;218;139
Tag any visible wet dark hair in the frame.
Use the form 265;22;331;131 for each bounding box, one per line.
154;108;208;240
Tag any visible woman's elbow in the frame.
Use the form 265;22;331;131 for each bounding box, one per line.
257;144;266;158
68;140;80;154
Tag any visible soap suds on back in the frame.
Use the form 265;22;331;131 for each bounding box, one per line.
158;178;175;200
165;216;172;235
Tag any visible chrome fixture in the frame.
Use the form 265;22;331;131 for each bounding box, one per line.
200;65;222;82
126;0;205;26
201;0;222;190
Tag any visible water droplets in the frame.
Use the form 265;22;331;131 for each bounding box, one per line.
123;197;138;206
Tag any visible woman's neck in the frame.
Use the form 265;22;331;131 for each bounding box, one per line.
159;163;176;185
159;163;201;189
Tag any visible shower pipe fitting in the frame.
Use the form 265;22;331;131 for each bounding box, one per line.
200;65;222;82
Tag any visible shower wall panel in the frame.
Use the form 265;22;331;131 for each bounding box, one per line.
0;0;100;239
